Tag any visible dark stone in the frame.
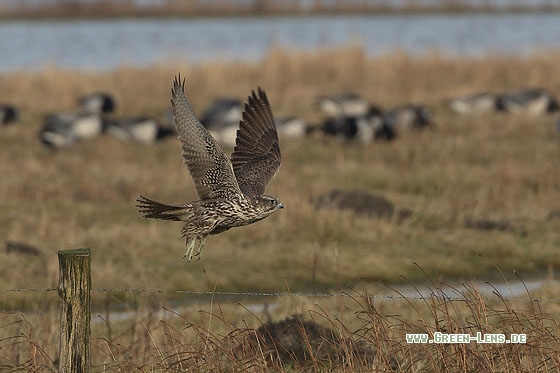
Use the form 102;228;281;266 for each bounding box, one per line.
6;241;41;256
312;189;395;219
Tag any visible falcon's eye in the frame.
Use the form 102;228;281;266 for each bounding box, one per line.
263;198;276;208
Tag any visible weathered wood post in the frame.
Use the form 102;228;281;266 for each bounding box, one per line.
58;248;91;373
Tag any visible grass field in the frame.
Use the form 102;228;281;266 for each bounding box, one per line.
1;47;560;370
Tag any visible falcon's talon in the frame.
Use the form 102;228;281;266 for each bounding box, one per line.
183;236;206;262
194;236;206;257
183;237;197;262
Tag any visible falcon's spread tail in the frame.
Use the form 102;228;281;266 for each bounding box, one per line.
136;195;191;221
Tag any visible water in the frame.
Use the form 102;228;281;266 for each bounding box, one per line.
1;13;559;72
387;277;560;299
93;276;560;323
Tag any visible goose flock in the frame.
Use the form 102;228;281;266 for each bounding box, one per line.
36;92;177;147
1;86;559;149
446;88;559;116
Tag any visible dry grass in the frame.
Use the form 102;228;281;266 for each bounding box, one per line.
1;47;560;370
1;277;559;371
1;47;559;295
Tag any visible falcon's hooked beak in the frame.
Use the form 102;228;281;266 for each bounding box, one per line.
278;202;285;209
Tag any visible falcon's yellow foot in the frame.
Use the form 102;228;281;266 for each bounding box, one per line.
183;236;207;262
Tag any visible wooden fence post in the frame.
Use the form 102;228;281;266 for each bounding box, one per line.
58;248;91;373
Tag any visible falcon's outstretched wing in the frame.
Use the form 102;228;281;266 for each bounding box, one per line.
171;75;242;200
231;88;281;197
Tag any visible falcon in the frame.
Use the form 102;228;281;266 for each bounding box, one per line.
136;75;283;261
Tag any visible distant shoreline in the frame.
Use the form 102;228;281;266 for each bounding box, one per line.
1;4;559;21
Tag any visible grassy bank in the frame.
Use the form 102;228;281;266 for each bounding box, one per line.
1;46;560;371
2;278;560;371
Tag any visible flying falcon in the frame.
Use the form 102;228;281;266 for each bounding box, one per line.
136;75;284;261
